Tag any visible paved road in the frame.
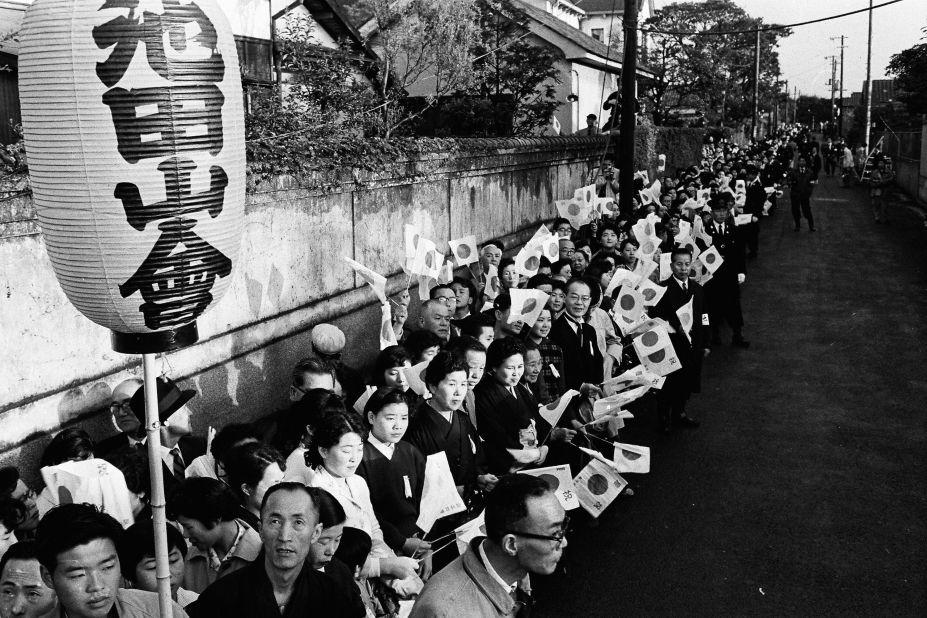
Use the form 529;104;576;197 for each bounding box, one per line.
533;175;927;617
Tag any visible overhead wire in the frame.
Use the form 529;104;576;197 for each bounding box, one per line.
638;0;907;36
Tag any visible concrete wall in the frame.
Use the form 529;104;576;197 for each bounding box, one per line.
883;125;927;206
0;136;607;482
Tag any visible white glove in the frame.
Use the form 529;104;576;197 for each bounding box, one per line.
737;273;746;285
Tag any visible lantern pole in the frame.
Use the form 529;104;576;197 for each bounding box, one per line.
142;353;174;617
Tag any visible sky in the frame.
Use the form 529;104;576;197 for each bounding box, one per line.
651;0;927;99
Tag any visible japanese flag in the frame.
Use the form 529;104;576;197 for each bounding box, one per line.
417;275;434;303
380;303;398;350
613;283;644;322
676;297;694;343
698;245;723;274
675;220;692;243
604;268;640;299
596;385;650;412
634;170;649;185
639;189;654;205
632;324;672;357
625;317;672;338
416;452;466;534
410;236;441;278
680;197;700;214
659;252;672;281
448;235;479;267
529;224;552;243
734;213;752;226
647;179;662;203
573;184;597;209
552;116;561;135
634;256;659;282
657;153;666;172
483;263;501;300
537;389;579;426
514;244;542;278
735;179;746;194
696;189;711;206
537;234;561;263
636;278;666;307
573;458;627;518
454;512;486;555
679;236;702;262
353;385;378;415
508;288;549;327
641;344;682;377
344;256;387;304
556;198;592;230
594;197;615;216
612;443;651;474
403;360;431;399
404;224;421;260
519;464;580;510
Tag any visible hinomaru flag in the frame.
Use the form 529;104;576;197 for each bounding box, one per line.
353;385;377;415
604;267;640;299
593;385;650;414
528;224;552;245
734;213;752;226
677;296;694;343
594;197;616;216
483;263;501;300
454;511;486;555
632;324;672;358
612;442;651;474
675;219;692;243
636;277;666;307
40;459;134;529
613;283;645;322
657;153;666;172
403;224;421;260
411;239;443;280
573;184;597;209
659;252;672;281
448;235;479;267
416;451;466;535
537;233;561;263
538;389;580;426
634;257;659;283
696;188;711;206
508;288;549;327
641;344;682;377
402;360;431;399
556;198;591;230
573;458;627;518
379;303;398;350
514;244;542;278
519;464;580;511
551;115;561;134
344;256;387;304
679;236;702;262
698;245;723;274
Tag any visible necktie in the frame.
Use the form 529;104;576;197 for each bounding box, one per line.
682;280;688;294
719;223;724;235
170;447;185;480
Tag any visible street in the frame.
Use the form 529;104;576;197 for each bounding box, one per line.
533;175;927;617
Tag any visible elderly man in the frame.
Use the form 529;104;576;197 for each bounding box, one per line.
419;299;452;343
548;278;604;389
410;474;567;618
0;541;58;618
186;482;356;618
95;378;144;457
309;324;364;407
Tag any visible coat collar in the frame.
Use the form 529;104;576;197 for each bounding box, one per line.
460;538;531;614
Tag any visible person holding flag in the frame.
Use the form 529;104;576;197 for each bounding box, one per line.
650;247;710;433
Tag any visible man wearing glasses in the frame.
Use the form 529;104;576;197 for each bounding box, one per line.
95;378;145;458
410;474;567;618
548;278;605;390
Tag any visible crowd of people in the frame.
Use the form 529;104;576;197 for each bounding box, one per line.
0;126;849;618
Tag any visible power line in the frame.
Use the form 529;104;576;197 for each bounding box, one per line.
639;0;906;36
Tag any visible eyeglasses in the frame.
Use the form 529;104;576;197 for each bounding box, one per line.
110;401;133;413
561;248;575;257
567;294;591;303
507;516;570;547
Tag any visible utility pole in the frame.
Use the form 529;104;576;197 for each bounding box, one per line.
831;35;846;136
826;55;837;134
864;0;873;153
752;26;761;140
793;86;798;124
618;0;638;214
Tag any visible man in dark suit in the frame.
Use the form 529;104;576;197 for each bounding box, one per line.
127;376;205;494
548;277;604;389
651;246;710;432
95;377;146;457
742;164;766;258
788;155;817;232
699;197;750;348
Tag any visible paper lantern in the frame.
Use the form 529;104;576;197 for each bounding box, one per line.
18;0;245;353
